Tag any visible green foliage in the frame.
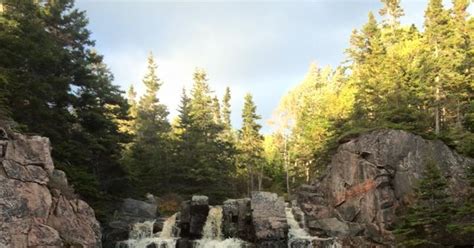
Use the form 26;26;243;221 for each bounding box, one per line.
125;53;172;196
394;162;455;247
237;93;265;194
0;0;132;220
270;0;473;198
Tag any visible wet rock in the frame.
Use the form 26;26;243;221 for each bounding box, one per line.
222;198;253;241
177;195;209;239
189;195;209;239
104;197;159;247
0;130;101;247
176;238;193;248
251;191;288;247
297;129;474;246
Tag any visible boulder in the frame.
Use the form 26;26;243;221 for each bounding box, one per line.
0;129;101;247
104;197;159;247
251;191;288;247
297;129;474;246
120;198;157;220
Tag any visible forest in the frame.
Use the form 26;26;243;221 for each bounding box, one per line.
0;0;473;247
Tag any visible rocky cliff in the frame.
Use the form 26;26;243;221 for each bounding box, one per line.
297;129;473;247
0;128;101;247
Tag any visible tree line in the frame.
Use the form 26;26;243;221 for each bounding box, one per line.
1;0;473;242
270;0;473;191
121;54;266;202
267;0;474;245
0;0;268;216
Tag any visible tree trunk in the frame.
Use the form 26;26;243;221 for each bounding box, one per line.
435;80;440;135
284;135;291;199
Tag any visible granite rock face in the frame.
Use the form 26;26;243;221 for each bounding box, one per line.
297;129;473;247
251;191;288;247
0;128;101;248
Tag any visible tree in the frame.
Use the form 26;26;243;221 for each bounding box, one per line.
128;52;171;195
238;93;264;193
177;68;236;201
121;84;138;136
395;162;455;247
424;0;454;135
379;0;404;28
212;96;221;125
0;0;133;221
222;87;232;130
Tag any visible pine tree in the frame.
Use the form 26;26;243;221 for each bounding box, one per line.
395;162;455;247
128;52;171;195
222;87;232;130
238;93;264;193
379;0;404;28
348;12;386;124
424;0;453;135
120;85;138;136
212;96;222;125
0;1;134;219
136;52;170;142
177;68;236;200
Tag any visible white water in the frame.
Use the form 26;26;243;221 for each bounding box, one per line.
116;214;178;248
193;206;246;248
285;207;341;248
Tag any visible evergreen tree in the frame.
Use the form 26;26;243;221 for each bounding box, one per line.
222;87;232;130
121;84;138;136
395;162;455;247
212;96;222;125
128;53;171;195
424;0;453;134
178;68;236;200
238;93;264;193
0;0;132;220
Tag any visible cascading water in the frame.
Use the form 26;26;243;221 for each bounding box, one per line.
285;207;341;248
194;206;246;248
116;213;178;248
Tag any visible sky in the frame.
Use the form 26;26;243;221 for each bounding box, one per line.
75;0;468;133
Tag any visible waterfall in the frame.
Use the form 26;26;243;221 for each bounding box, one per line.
285;207;341;248
160;213;178;238
116;214;178;248
194;206;246;248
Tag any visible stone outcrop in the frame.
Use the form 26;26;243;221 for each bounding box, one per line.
104;197;159;247
0;128;101;247
251;191;288;247
177;195;209;239
222;198;253;241
297;129;473;247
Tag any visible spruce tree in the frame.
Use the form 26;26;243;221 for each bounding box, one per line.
178;68;236;200
129;52;171;195
238;93;264;193
395;162;455;247
222;87;232;130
